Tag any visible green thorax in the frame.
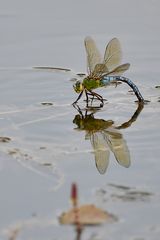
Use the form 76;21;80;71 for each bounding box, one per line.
82;77;102;90
73;114;114;131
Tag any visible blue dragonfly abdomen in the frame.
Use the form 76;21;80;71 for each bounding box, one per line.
101;76;144;103
101;76;114;85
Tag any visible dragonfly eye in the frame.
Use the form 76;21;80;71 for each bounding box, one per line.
73;81;83;93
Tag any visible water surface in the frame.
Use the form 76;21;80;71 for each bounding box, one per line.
0;1;160;239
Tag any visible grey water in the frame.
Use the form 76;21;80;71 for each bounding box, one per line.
0;1;160;239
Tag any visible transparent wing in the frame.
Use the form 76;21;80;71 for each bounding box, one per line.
92;63;109;77
102;63;130;77
103;128;130;168
84;36;102;75
90;131;110;174
103;38;122;72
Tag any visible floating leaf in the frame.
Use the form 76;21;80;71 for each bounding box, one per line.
59;204;117;225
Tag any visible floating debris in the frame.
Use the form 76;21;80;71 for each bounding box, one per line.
39;146;47;150
96;183;153;202
0;137;11;143
76;73;86;77
34;66;71;72
42;163;52;167
108;183;131;191
155;85;160;88
41;102;53;106
8;148;33;161
111;190;153;202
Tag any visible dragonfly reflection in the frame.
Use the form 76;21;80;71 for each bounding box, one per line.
73;104;143;174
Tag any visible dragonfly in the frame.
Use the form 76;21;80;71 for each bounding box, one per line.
73;36;144;107
34;36;144;107
73;103;143;174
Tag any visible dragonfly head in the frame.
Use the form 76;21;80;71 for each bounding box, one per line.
73;81;84;93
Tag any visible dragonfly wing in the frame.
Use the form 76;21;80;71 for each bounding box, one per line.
103;38;122;71
90;131;110;174
92;63;109;77
84;36;102;75
102;63;130;77
103;128;130;168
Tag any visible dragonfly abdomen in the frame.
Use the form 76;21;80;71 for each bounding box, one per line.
102;76;144;103
101;76;114;86
116;76;144;102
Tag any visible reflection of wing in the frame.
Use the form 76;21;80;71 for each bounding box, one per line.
103;38;122;72
89;131;110;174
103;128;130;168
103;63;130;77
84;37;102;75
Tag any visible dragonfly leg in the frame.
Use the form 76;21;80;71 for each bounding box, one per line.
73;90;84;105
88;90;104;107
90;95;95;105
72;103;85;119
84;89;89;107
89;92;95;105
85;89;96;107
84;91;94;104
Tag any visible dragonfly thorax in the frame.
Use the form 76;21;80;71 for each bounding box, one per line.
82;76;101;91
73;77;101;93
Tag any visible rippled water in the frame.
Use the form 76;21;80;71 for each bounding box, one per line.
0;1;160;240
